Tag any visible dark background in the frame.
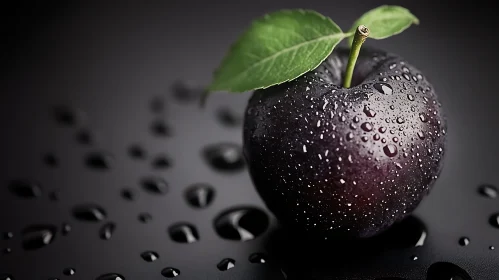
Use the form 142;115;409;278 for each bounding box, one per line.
1;1;499;279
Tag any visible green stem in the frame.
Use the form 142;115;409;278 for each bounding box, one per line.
343;25;370;88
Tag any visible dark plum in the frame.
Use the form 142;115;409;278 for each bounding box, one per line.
243;47;446;239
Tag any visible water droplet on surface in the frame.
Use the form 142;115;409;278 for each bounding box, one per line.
121;188;137;201
353;116;360;123
374;83;393;95
396;117;405;124
214;207;269;241
141;251;159;262
417;132;425;140
217;258;236;271
249;253;267;264
161;267;180;278
53;106;80;126
203;143;245;172
3;248;11;255
490;246;495;250
411;255;418;261
152;155;172;169
138;213;152;223
63;268;75;276
360;122;373;132
185;183;215;208
363;105;376;117
478;184;497;198
141;176;168;195
72;204;107;222
62;223;71;236
459;237;470;246
8;180;42;198
128;144;146;159
217;107;242;127
0;274;13;280
426;262;472;280
76;129;93;145
383;144;398;157
3;232;13;240
407;94;415;101
346;132;354;141
419;113;428;123
85;152;112;170
379;127;387;133
151;120;172;137
96;273;125;280
489;213;499;228
43;153;58;167
373;134;381;141
169;223;199;243
22;225;56;250
99;222;116;240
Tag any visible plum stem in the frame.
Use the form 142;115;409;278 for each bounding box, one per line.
343;25;370;88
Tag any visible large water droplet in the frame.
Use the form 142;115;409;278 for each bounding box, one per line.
169;223;199;243
459;237;470;246
217;107;242;127
489;213;499;228
22;225;57;250
8;180;42;198
214;207;269;241
72;204;107;222
141;251;159;262
63;268;76;276
478;184;497;198
361;122;373;132
217;258;236;271
383;144;398;157
249;253;267;264
140;176;168;195
96;273;125;280
99;222;116;240
185;183;215;208
161;267;180;278
426;262;472;280
374;83;393;95
363;105;376;117
85;152;112;170
203;143;245;172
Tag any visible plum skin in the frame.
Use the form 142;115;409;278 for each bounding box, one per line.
243;47;447;239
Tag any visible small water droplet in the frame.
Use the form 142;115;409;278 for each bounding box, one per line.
396;117;405;124
389;105;395;110
3;248;11;255
459;237;470;246
0;274;13;280
185;183;215;208
76;129;93;145
140;176;168;195
96;273;125;280
53;106;80;126
217;258;236;271
490;246;495;250
361;136;368;142
128;144;146;159
403;73;411;81
203;143;245;172
419;113;428;123
63;268;76;276
389;63;397;69
138;213;152;223
43;153;58;167
379;127;387;133
374;83;393;95
62;223;71;236
8;180;42;198
99;222;116;240
478;184;497;198
214;207;269;241
72;204;107;222
393;137;399;143
152;155;172;169
249;253;267;264
141;251;159;262
85;152;113;170
161;267;180;278
151;120;172;137
22;225;56;250
361;122;373;132
411;255;418;261
3;232;13;240
383;144;398;157
169;223;199;243
353;116;360;123
346;132;354;141
121;188;137;201
373;134;380;141
363;105;376;117
407;94;415;101
417;131;425;140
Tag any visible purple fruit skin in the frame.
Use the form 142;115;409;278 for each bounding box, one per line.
243;47;447;239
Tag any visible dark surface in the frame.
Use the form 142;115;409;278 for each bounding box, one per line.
1;1;499;279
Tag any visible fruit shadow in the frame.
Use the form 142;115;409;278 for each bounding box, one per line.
264;216;426;279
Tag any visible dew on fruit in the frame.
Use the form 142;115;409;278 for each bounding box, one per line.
346;132;353;141
403;73;411;81
363;105;376;117
383;144;398;157
419;113;428;123
396;117;405;124
374;83;393;95
417;132;425;140
249;252;267;264
379;127;387;133
373;133;381;141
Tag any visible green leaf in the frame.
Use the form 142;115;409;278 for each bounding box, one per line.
347;5;419;46
207;9;346;93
